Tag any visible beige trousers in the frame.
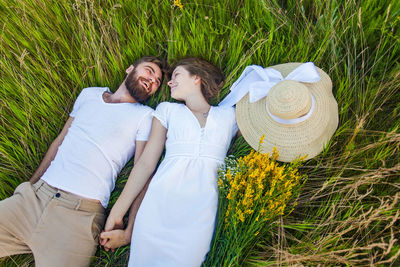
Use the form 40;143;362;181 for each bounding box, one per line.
0;180;105;267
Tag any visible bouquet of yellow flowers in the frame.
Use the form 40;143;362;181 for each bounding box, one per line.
204;137;306;266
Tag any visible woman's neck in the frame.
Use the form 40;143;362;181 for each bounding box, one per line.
185;96;210;114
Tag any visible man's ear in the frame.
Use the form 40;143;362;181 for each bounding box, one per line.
126;65;134;74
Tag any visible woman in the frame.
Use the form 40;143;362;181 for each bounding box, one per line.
103;58;238;266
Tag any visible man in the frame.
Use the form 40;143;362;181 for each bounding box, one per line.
0;56;164;266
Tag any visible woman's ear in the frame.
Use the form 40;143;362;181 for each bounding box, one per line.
194;75;201;85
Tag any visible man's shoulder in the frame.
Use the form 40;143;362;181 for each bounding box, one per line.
133;103;154;114
81;87;109;94
77;87;108;99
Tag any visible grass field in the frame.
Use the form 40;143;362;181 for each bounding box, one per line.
1;0;399;266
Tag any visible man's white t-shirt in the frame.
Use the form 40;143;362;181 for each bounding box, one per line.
41;87;153;208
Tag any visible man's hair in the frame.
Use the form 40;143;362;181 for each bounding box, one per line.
171;57;224;104
132;56;166;83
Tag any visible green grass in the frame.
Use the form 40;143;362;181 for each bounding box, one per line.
1;0;399;266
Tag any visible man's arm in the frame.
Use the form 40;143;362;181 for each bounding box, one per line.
29;117;74;184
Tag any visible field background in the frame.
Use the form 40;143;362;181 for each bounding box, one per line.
1;0;399;266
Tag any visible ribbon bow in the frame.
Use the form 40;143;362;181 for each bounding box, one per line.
219;62;321;107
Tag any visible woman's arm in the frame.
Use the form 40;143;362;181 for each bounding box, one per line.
100;140;151;250
121;140;149;238
104;118;166;231
100;178;153;251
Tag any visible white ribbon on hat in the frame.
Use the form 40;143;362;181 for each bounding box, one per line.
219;62;321;106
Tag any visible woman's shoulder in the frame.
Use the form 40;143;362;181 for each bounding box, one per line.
213;105;237;126
156;102;184;110
213;105;235;115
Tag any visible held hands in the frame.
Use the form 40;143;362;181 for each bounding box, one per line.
100;214;129;252
100;229;131;251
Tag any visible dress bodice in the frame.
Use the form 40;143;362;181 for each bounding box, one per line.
153;102;238;162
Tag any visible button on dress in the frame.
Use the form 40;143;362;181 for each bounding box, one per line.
128;102;238;267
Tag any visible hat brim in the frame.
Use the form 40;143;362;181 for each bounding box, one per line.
236;63;339;162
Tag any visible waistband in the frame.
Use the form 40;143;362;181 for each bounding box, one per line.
33;180;105;214
165;142;226;162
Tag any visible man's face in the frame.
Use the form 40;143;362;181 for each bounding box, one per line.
125;62;162;102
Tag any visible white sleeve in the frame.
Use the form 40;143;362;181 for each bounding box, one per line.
136;111;153;141
230;107;239;137
69;89;88;117
152;102;170;129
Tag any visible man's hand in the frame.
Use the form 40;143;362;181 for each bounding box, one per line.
100;229;131;251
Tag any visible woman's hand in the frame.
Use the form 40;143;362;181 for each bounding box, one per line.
100;229;131;251
100;213;124;251
103;212;124;232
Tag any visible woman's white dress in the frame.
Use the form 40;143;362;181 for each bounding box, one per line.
128;102;238;267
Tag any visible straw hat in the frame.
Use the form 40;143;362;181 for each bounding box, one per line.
235;62;338;162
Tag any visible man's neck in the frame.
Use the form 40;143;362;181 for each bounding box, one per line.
104;83;137;104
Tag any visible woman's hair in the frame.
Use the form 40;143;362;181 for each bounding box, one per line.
172;58;224;104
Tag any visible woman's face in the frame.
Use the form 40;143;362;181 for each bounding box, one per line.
167;66;199;101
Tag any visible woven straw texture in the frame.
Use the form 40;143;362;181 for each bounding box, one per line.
236;63;339;162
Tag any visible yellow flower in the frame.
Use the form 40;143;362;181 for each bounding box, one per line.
238;210;245;222
227;190;233;200
245;209;253;215
260;208;266;215
173;0;183;9
226;169;232;181
298;154;308;161
284;180;292;188
218;145;304;236
272;146;279;160
260;134;265;144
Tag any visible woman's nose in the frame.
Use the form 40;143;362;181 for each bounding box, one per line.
167;80;173;86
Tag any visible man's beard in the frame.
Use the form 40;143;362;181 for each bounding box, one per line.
125;70;151;103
